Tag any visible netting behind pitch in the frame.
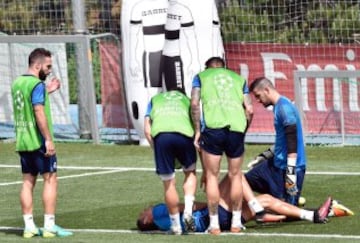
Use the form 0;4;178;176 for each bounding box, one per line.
0;0;359;144
218;1;360;144
0;1;135;143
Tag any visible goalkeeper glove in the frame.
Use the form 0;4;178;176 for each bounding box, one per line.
260;145;275;159
285;173;298;196
285;157;298;196
247;145;275;169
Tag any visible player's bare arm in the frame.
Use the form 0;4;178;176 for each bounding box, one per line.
190;87;201;132
191;87;201;150
143;116;153;148
33;104;55;156
190;87;201;141
244;93;253;132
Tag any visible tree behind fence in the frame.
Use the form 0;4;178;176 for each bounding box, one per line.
0;0;359;145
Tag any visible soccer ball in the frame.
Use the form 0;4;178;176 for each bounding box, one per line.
298;196;306;207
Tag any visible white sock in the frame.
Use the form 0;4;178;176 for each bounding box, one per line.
248;198;264;214
169;213;181;229
300;209;314;222
231;210;242;227
23;214;36;229
184;195;195;217
44;214;55;229
209;214;220;229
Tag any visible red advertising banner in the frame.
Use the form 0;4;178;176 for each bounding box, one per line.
225;43;360;134
99;42;133;129
100;41;359;136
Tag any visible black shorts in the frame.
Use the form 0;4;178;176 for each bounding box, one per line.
200;127;245;157
153;132;196;175
19;145;57;176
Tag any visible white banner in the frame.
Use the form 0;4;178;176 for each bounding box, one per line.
121;0;224;144
0;43;71;125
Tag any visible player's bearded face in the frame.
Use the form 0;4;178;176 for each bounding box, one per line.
39;68;48;81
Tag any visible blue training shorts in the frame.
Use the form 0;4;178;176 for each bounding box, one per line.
19;145;57;176
200;127;245;157
153;132;196;175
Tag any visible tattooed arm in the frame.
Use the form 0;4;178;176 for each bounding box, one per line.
191;87;201;151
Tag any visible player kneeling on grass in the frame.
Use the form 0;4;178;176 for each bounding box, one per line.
137;175;333;233
248;146;355;218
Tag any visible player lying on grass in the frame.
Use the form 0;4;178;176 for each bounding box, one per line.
137;174;332;233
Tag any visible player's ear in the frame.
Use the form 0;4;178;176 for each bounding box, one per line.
264;86;271;95
34;62;42;71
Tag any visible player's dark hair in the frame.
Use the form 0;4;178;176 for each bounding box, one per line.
136;219;158;231
249;76;274;92
28;48;52;66
205;56;225;69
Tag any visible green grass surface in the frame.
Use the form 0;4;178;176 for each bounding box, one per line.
0;142;359;242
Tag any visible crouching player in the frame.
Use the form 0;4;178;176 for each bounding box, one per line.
247;146;354;218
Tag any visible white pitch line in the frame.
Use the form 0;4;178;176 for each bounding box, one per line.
0;169;125;186
305;171;360;175
1;164;360;175
0;226;360;240
0;164;153;171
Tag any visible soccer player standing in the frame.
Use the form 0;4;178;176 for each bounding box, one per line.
11;48;72;238
191;57;253;234
246;76;306;206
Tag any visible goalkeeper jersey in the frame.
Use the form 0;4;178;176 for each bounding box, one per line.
273;96;306;170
